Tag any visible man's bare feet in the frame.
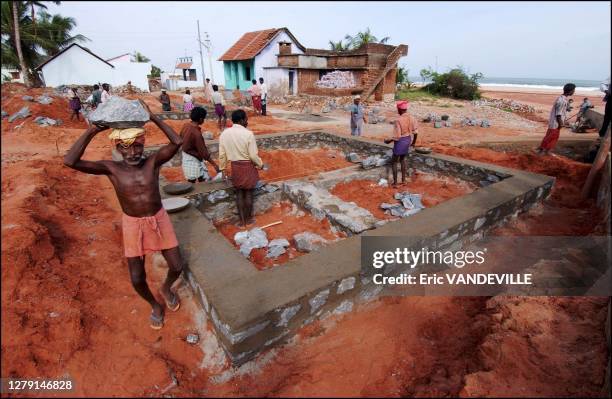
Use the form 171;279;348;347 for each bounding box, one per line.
245;217;256;226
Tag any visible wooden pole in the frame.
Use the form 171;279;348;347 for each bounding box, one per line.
582;128;611;198
260;221;283;229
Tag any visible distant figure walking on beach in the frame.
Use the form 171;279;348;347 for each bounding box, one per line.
63;100;185;330
537;83;575;155
350;95;367;136
385;100;419;187
159;89;171;112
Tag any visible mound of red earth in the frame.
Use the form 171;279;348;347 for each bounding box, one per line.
2;83;608;397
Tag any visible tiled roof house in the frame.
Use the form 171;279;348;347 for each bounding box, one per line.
219;27;407;100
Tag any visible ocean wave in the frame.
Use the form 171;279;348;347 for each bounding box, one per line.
479;83;600;91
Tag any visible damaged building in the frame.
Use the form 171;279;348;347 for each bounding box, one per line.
219;28;408;101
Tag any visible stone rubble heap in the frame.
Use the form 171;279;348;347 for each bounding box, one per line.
87;96;149;128
315;71;356;89
234;228;269;257
293;232;327;253
472;98;536;114
380;192;425;218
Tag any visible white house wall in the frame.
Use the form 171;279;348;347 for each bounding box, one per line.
263;68;289;97
40;45;151;91
110;62;151;91
40;45;114;88
254;30;303;82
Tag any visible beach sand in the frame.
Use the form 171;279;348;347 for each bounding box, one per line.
481;87;606;113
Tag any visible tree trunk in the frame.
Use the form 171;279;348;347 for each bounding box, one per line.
12;1;32;87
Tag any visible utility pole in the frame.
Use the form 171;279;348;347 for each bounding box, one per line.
205;32;214;83
435;55;438;73
197;20;206;86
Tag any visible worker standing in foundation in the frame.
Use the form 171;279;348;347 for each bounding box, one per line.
385;100;419;187
350;95;367;136
63;100;184;330
218;109;266;227
180;107;220;183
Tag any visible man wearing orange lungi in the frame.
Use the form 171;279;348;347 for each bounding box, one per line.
537;83;575;155
64;100;184;330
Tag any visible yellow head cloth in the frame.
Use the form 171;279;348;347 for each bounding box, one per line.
108;128;145;148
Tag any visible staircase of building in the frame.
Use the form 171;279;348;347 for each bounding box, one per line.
362;44;408;101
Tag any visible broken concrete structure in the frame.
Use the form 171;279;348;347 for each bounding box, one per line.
156;131;555;366
219;27;407;101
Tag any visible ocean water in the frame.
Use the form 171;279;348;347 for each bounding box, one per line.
410;76;606;92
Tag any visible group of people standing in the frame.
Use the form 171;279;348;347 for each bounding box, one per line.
247;78;268;116
68;83;112;121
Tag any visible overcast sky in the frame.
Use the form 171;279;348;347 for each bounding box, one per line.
47;1;611;83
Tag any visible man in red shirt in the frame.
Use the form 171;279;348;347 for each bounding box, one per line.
180;107;220;183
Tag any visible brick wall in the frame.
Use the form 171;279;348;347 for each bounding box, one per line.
383;68;396;94
278;55;298;67
298;69;321;92
328;55;368;68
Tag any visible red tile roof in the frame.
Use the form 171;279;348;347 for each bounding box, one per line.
176;62;193;69
218;28;305;61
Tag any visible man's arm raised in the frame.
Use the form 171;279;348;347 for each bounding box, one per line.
63;124;111;175
139;100;183;166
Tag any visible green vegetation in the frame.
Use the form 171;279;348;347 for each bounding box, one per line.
328;40;348;51
149;65;162;78
2;1;87;87
133;51;150;63
328;27;390;52
395;87;440;102
419;66;483;100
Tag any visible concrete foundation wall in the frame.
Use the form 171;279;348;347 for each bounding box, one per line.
159;131;555;366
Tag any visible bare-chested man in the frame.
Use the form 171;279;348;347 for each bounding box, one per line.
63;100;184;330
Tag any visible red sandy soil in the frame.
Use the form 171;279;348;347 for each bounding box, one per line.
2;84;608;397
430;144;603;235
331;172;476;219
160;149;350;184
260;149;353;182
215;201;344;270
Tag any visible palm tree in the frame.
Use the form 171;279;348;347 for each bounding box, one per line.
2;1;87;86
36;10;87;56
328;40;348;52
344;27;390;50
11;2;31;86
26;1;61;28
133;51;150;63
